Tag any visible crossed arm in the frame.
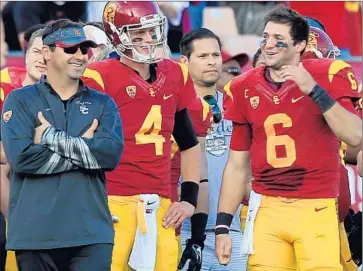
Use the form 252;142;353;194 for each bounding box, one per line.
1;93;124;175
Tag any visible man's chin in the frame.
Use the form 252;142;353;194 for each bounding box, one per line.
266;62;282;70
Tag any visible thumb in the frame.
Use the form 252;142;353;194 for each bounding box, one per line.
38;111;49;124
177;251;187;270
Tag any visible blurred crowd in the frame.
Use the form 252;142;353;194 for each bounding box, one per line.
1;1;362;58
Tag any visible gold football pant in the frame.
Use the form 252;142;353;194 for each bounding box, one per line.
247;195;342;271
108;195;179;271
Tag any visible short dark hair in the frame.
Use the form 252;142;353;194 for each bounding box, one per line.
264;5;309;47
252;48;262;68
179;28;222;59
27;29;45;49
24;24;46;43
42;19;84;42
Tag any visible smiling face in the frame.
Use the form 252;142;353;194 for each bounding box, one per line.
182;38;222;87
261;22;306;70
43;43;89;80
25;37;47;81
129;27;159;55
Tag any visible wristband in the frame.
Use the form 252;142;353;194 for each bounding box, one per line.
216;212;233;227
308;84;336;113
180;181;199;208
215;226;230;236
215;212;233;235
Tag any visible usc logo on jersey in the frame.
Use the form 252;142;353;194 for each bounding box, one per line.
126;85;137;98
250;96;260;109
273;95;280;105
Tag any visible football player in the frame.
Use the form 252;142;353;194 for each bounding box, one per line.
81;2;201;270
217;5;361;270
303;23;361;270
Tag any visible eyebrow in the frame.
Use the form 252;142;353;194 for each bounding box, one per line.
263;32;286;39
197;52;220;56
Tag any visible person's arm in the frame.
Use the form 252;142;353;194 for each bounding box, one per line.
215;121;251;266
1;92;77;174
163;109;200;229
178;109;201;209
280;63;362;147
218;150;250;216
41;97;124;171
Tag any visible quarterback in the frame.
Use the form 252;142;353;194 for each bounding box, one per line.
217;5;361;270
82;2;202;270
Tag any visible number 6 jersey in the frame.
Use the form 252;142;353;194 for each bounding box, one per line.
224;59;360;198
82;58;196;197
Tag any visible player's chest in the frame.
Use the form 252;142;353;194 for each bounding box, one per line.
242;86;321;133
113;75;178;116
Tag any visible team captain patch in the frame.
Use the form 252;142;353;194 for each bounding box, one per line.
3;110;12;123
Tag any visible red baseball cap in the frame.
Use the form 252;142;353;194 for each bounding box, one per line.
221;50;249;68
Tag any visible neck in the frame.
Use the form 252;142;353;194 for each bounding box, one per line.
120;56;150;80
22;74;37;87
268;57;301;83
194;83;217;98
46;69;79;100
268;68;285;83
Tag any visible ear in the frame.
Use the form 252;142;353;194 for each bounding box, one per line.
295;40;307;54
42;45;51;62
24;50;29;65
180;55;188;65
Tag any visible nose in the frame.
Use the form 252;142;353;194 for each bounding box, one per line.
36;53;46;64
207;55;217;65
143;31;156;44
261;37;274;49
74;47;87;59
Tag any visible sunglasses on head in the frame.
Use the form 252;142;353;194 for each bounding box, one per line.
52;44;90;55
203;95;222;124
223;66;242;76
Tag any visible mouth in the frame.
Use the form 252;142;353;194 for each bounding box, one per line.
69;62;84;68
35;66;47;72
265;52;278;57
205;70;218;74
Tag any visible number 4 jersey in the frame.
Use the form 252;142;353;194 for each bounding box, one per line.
82;58;196;198
224;59;360;198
